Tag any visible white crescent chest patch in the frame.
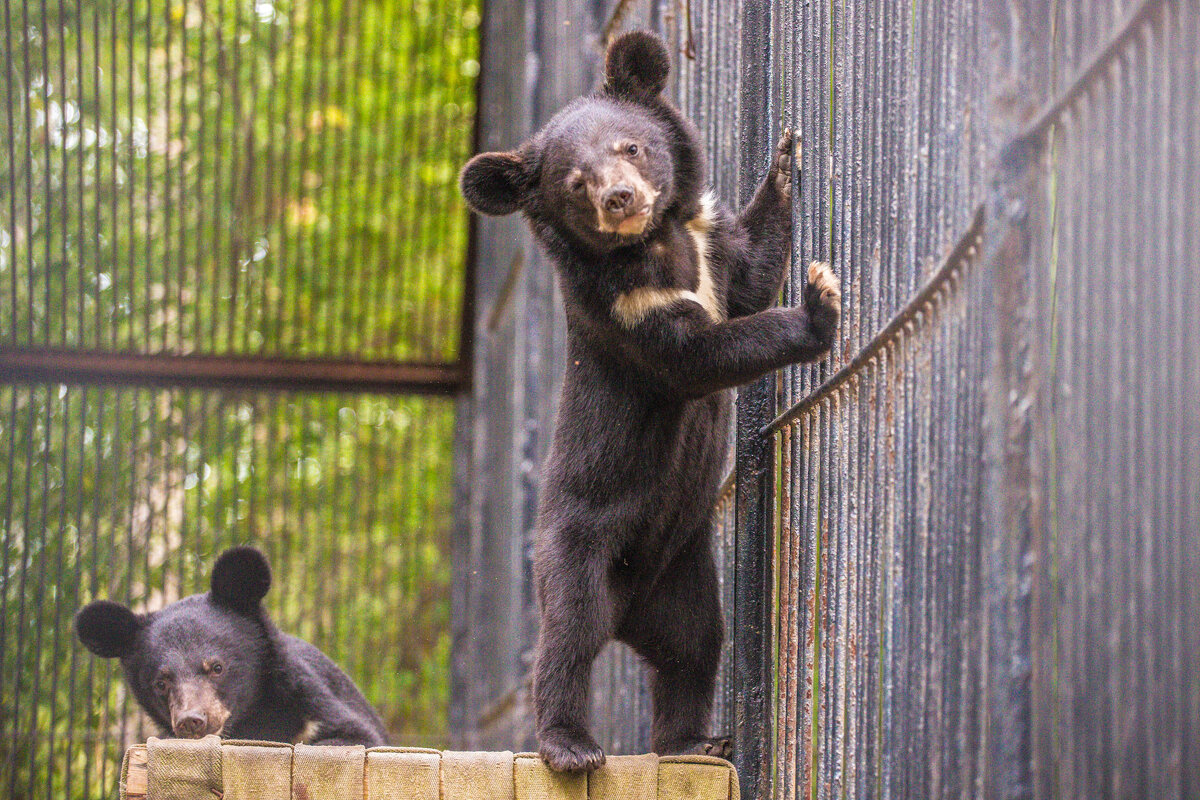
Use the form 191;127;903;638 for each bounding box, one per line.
611;191;724;329
293;719;321;744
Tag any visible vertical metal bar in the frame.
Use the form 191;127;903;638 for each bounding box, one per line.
117;387;136;751
44;385;71;800
800;410;817;800
16;0;34;346
305;0;333;356
53;0;69;349
814;396;831;800
138;387;157;745
141;0;153;350
64;388;90;800
981;152;1042;800
29;386;53;789
776;424;794;800
124;0;135;352
86;0;100;349
7;387;36;797
234;0;261;354
166;0;180;354
83;386;105;800
0;389;19;739
218;0;239;353
1172;7;1198;793
270;0;299;354
731;2;776;795
456;0;484;372
256;0;281;355
839;378;859;796
36;0;50;347
2;0;16;343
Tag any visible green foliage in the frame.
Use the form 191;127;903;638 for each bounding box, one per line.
0;0;479;359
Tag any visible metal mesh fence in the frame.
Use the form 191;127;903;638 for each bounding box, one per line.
456;1;1199;798
2;1;478;798
0;0;477;363
768;223;990;799
751;1;1200;798
1028;3;1200;794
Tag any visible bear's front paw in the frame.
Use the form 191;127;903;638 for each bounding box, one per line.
539;727;606;773
804;261;841;344
772;128;795;199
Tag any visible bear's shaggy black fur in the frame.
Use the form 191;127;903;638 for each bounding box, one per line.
460;31;840;772
75;546;388;747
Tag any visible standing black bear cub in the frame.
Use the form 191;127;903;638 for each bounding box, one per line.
461;31;840;772
75;546;388;747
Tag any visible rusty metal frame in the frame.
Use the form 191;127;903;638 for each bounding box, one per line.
729;3;778;798
1011;0;1165;150
0;348;467;395
763;206;987;437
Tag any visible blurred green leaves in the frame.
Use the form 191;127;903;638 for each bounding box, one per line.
1;0;478;360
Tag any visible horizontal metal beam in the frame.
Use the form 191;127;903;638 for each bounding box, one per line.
0;347;468;395
1010;0;1163;150
763;204;987;436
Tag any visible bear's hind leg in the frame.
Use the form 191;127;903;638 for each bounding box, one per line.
534;538;614;773
622;535;726;758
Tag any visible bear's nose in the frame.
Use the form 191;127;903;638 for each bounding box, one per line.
174;712;208;738
603;185;635;213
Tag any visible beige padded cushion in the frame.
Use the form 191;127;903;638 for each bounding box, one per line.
121;738;739;800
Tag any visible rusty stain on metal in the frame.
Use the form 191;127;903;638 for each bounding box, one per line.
763;206;987;436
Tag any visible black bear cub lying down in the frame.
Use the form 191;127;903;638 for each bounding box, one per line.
75;546;388;747
461;31;840;772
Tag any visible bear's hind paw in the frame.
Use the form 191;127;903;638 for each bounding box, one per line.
659;736;733;760
539;727;606;773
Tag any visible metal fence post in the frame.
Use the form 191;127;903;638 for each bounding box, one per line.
732;2;777;797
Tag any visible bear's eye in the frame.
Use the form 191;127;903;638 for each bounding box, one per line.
153;679;169;695
626;143;640;156
570;178;586;194
210;662;223;675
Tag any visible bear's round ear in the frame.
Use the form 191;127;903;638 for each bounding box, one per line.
75;600;142;659
460;152;528;216
210;546;272;612
604;31;670;98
